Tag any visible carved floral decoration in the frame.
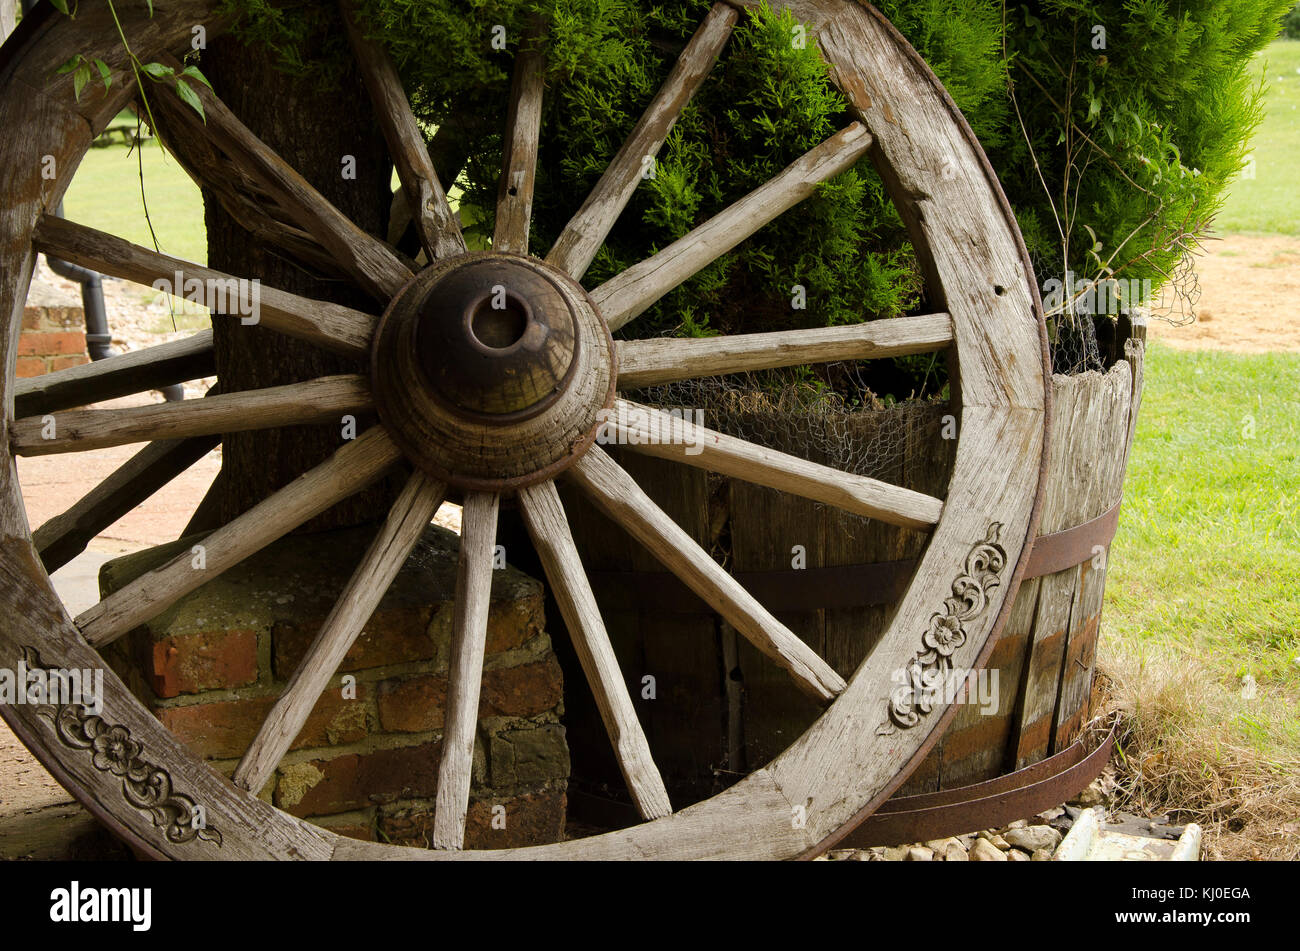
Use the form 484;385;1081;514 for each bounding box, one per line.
878;524;1007;734
25;646;222;847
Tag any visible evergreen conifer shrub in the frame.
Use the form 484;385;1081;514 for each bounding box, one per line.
216;0;1290;393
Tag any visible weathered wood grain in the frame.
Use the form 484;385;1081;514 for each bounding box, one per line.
234;471;445;794
727;428;829;776
1051;358;1135;751
591;123;874;331
617;313;952;389
546;3;739;280
789;0;1045;411
558;450;723;808
571;446;846;702
0;0;1051;860
433;492;500;849
150;52;413;299
33;217;377;356
12;375;371;456
75;427;403;647
34;434;219;574
341;0;465;262
494;24;547;256
0;0;336;861
520;479;672;818
14;329;214;418
1010;362;1136;766
609;399;944;528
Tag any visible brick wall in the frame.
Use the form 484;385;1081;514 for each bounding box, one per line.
18;305;89;378
101;522;570;850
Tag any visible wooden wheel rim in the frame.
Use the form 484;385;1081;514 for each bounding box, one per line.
0;0;1049;860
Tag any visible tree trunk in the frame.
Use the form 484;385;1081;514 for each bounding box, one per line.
201;31;402;527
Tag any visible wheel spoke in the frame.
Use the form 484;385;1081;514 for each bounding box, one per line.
146;59;413;299
33;217;376;357
12;375;371;456
590;123;874;332
519;480;671;819
233;470;446;794
14;329;215;419
33;435;219;575
606;400;944;530
493;23;547;256
341;0;466;262
433;492;500;850
570;446;845;702
617;313;954;389
75;427;404;648
546;3;739;280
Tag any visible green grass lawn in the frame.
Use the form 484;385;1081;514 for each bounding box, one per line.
1215;38;1300;235
62;135;207;266
1107;342;1300;701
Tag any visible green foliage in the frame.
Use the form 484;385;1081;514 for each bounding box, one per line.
993;0;1290;322
1284;4;1300;39
51;0;212;123
211;0;1287;395
528;1;925;344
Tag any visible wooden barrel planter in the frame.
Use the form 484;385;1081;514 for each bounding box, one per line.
558;319;1145;824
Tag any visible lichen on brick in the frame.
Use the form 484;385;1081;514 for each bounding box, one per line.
277;761;325;809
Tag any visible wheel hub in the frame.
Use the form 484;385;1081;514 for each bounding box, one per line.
414;258;578;421
371;253;616;491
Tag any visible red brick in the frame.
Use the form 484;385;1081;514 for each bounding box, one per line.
273;602;435;676
276;740;443;817
49;354;90;372
482;661;564;718
376;675;446;732
18;331;86;357
42;306;86;330
377;786;567;850
154;686;369;759
21;307;44;331
377;660;563;733
465;787;566;849
484;591;547;654
317;821;375;842
16;357;47;378
145;629;259;698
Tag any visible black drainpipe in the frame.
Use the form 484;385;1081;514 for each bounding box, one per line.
46;208;114;362
23;0;184;402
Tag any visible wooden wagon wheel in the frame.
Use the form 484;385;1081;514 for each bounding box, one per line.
0;0;1049;860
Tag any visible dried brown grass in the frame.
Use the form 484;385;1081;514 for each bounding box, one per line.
1097;634;1300;861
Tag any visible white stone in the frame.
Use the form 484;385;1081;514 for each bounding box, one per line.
970;838;1008;861
1005;825;1063;852
906;846;934;862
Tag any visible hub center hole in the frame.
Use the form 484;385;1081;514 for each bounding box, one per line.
470;295;529;351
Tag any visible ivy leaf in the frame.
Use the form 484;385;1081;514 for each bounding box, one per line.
72;62;90;102
174;79;206;123
55;54;83;75
94;59;112;90
50;0;70;14
180;65;214;91
139;62;174;81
